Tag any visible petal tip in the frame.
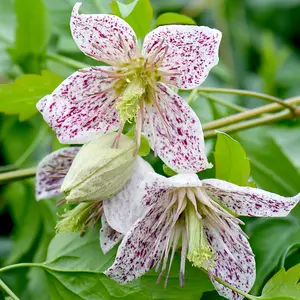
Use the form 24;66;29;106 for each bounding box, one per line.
73;2;82;14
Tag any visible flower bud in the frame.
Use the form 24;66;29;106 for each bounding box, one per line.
61;132;137;203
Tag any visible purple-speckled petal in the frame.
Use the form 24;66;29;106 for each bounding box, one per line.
100;214;123;254
104;203;167;283
204;220;255;300
203;179;300;217
37;66;119;144
71;2;138;64
103;157;154;234
142;25;221;89
35;147;80;200
143;83;210;173
104;172;203;283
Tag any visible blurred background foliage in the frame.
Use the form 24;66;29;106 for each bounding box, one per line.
0;0;299;299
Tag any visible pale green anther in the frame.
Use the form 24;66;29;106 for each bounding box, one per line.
56;202;92;233
61;132;137;203
115;79;145;124
185;200;216;269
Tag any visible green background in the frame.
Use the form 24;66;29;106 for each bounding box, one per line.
0;0;299;299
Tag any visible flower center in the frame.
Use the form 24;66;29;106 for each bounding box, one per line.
115;78;144;124
185;200;216;269
113;57;162;124
153;186;243;287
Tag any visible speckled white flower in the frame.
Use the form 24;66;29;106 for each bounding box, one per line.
104;173;299;300
35;149;154;253
37;2;222;173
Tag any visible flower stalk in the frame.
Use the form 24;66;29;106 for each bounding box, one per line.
0;167;36;184
204;106;300;138
197;87;296;113
199;91;247;112
0;279;20;300
202;96;300;131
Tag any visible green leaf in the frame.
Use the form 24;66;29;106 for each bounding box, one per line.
155;12;196;27
0;70;62;121
43;229;213;299
45;230;116;272
44;231;143;299
111;0;153;38
13;0;50;73
258;264;300;299
236;127;300;196
214;132;250;186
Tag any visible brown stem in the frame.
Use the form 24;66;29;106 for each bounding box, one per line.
204;107;300;138
202;96;300;131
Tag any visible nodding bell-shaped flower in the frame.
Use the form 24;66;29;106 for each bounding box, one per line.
35;133;154;253
37;2;222;173
61;132;137;203
104;173;299;300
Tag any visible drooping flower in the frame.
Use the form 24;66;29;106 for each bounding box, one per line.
104;173;299;299
37;2;221;173
35;141;154;253
61;132;137;203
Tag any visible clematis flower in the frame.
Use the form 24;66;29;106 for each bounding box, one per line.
105;173;299;299
37;2;221;173
35;147;154;253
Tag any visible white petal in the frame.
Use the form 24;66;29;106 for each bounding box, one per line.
143;83;210;173
203;179;300;217
100;214;123;254
204;220;256;300
143;25;221;89
71;2;138;64
37;67;119;144
104;203;167;283
103;157;154;234
35;147;80;200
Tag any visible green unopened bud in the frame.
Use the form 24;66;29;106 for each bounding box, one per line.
61;132;137;203
185;201;216;269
